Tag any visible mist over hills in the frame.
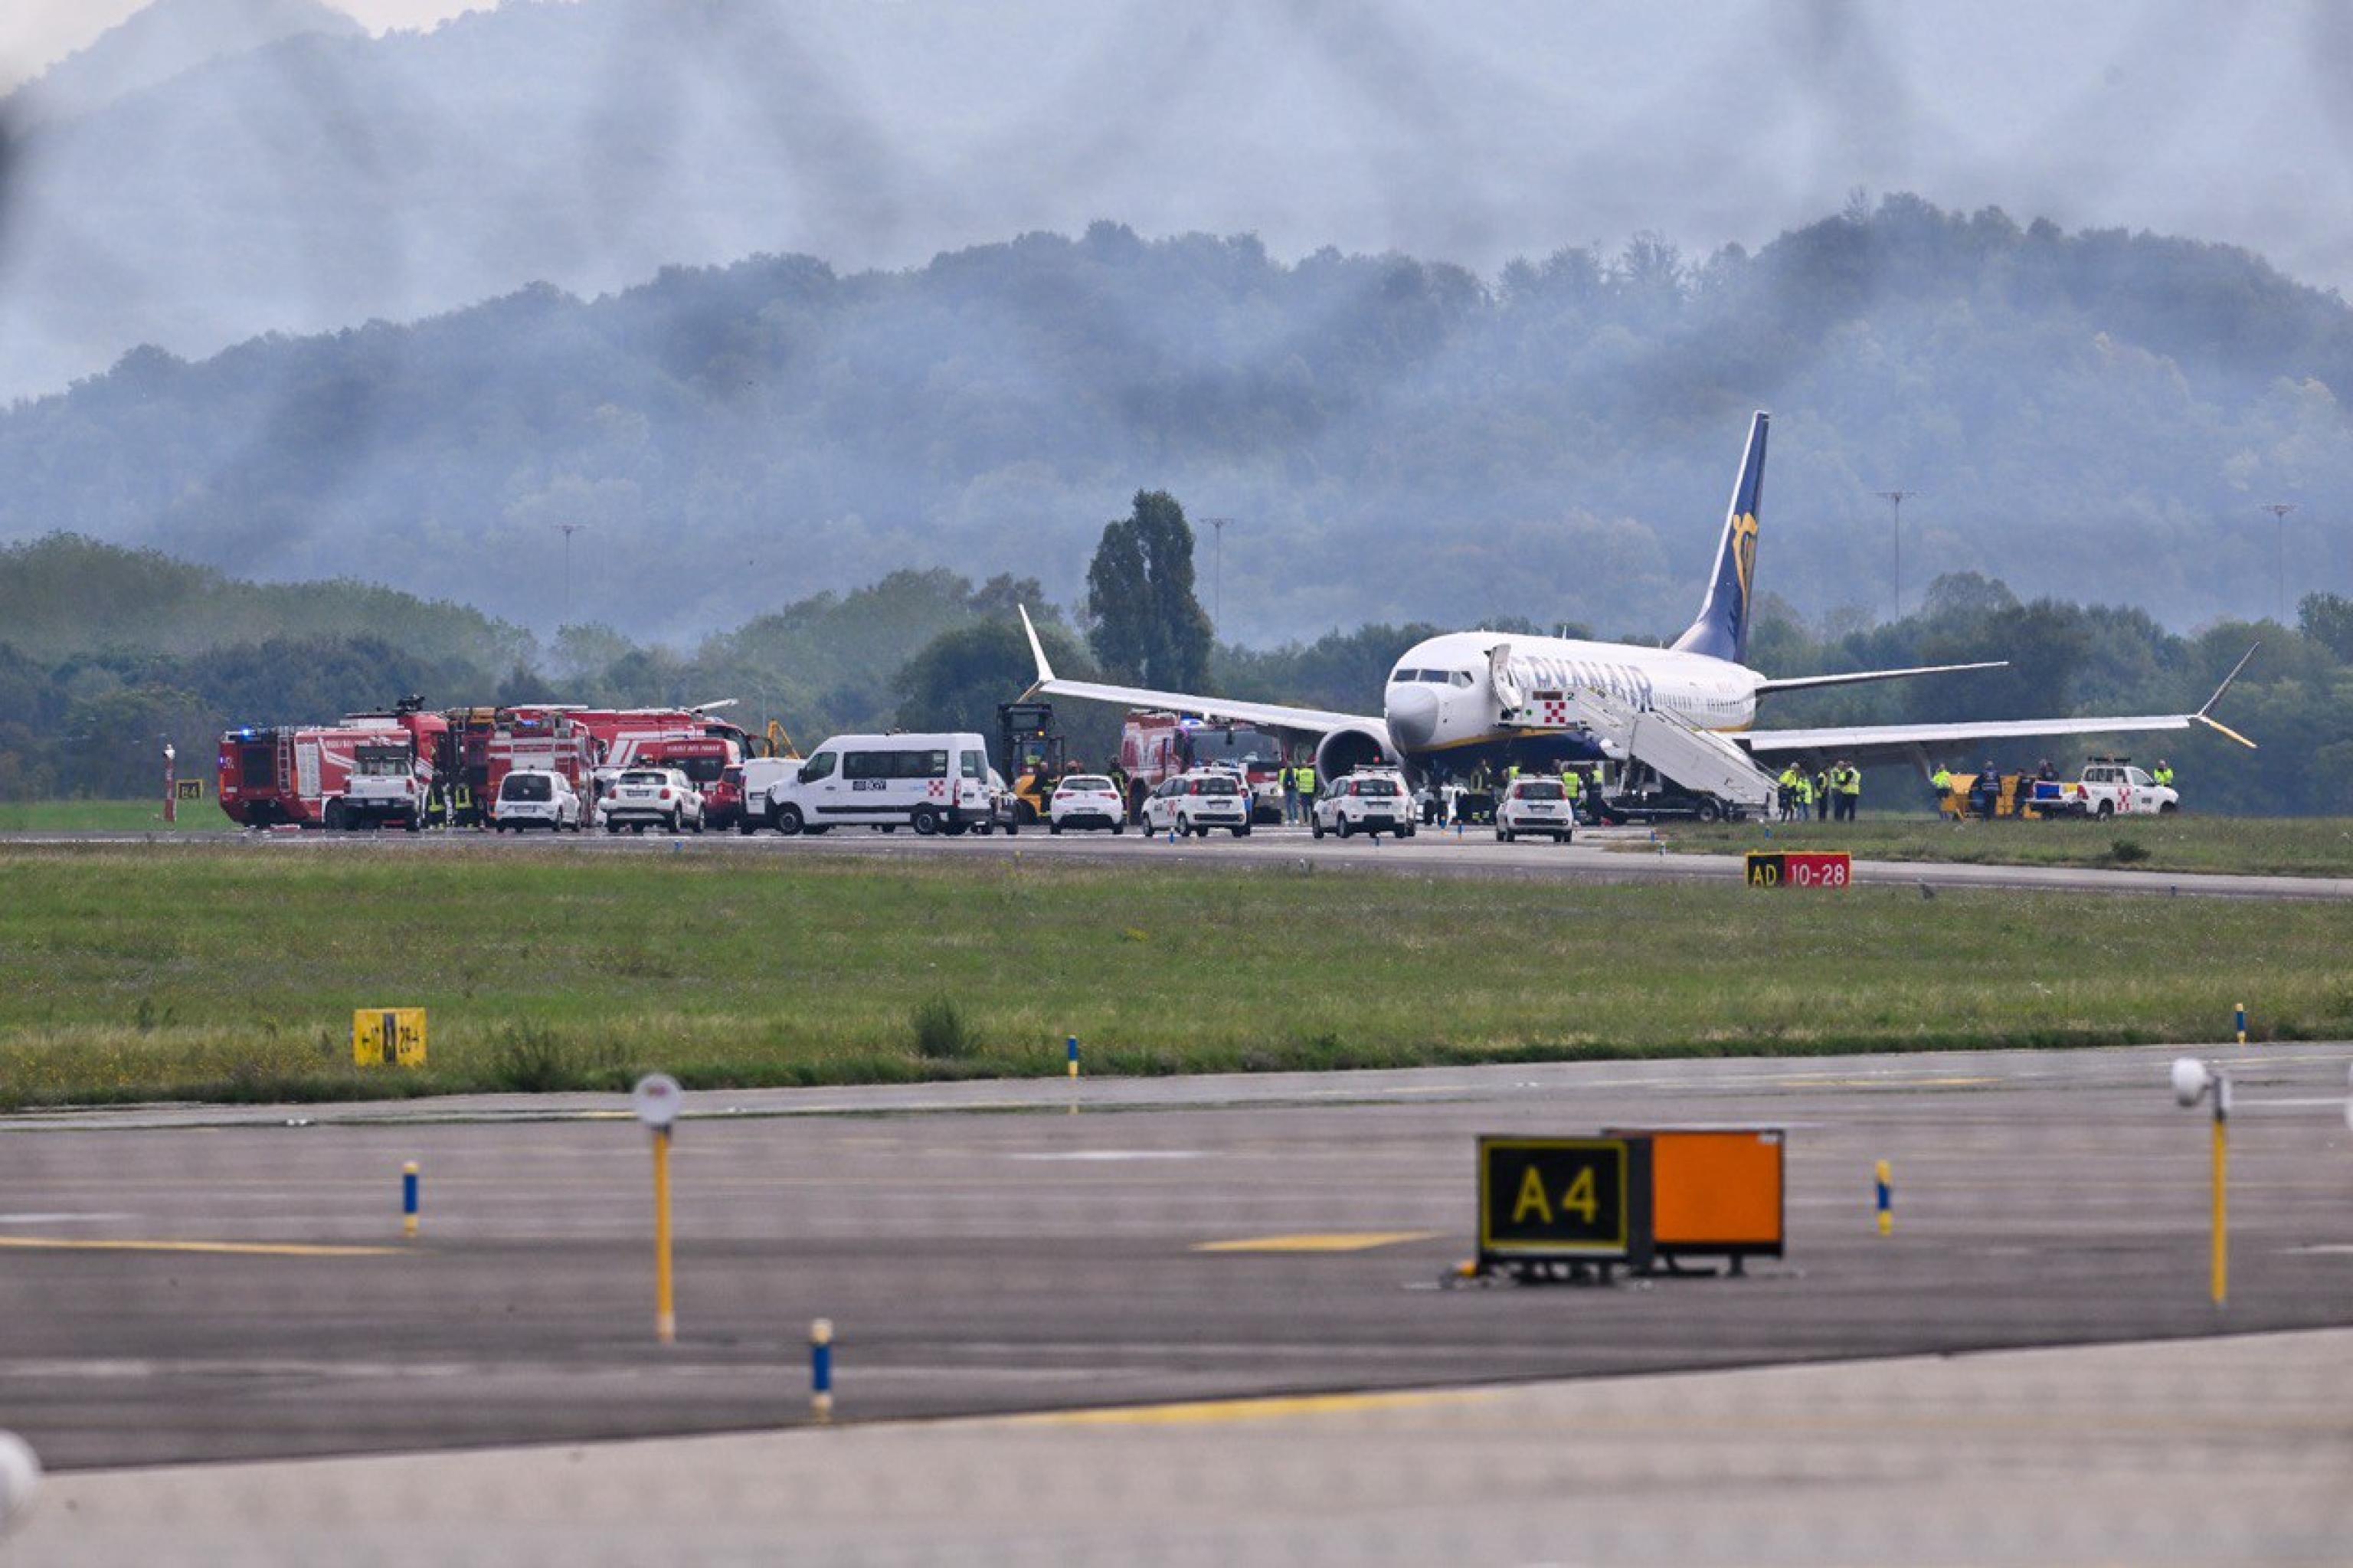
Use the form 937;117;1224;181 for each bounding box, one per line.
5;0;361;127
0;195;2347;645
3;0;2351;405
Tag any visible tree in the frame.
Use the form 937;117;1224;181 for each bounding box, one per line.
892;620;1117;768
1085;490;1212;689
2299;593;2353;663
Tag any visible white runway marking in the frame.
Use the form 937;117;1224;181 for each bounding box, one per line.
0;1212;136;1224
1008;1151;1206;1162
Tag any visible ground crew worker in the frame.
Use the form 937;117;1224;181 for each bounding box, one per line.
1281;764;1301;824
1811;765;1831;823
2152;759;2175;789
1794;769;1815;821
1975;758;2000;820
1836;760;1861;822
1776;764;1802;820
1559;766;1585;823
1296;762;1317;805
452;781;473;828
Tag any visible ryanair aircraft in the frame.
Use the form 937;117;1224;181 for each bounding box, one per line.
1018;413;2255;790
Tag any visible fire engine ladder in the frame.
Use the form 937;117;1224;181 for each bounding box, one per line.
1560;689;1780;811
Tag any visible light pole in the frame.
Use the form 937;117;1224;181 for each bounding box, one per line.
1875;490;1915;622
2260;503;2295;623
1201;517;1234;638
554;522;587;626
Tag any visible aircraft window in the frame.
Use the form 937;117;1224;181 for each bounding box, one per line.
1389;667;1414;684
1449;671;1473;688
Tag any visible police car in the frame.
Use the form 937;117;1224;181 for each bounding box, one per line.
1049;774;1127;834
1311;770;1415;840
1141;770;1252;837
1494;777;1575;843
602;768;705;834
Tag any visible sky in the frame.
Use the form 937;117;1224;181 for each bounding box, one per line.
0;0;488;90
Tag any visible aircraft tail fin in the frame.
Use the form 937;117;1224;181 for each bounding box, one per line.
1670;411;1769;666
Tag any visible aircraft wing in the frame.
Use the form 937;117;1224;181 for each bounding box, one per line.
1016;608;1383;739
1743;647;2261;764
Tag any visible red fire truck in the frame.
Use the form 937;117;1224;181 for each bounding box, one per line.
1118;711;1289;823
493;705;755;823
215;720;429;829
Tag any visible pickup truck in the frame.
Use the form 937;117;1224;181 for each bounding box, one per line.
2025;762;2178;819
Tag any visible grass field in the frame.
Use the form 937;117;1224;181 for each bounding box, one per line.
0;800;235;833
1639;817;2353;878
1;843;2345;1108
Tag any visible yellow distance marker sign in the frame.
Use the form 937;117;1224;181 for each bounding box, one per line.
352;1007;427;1069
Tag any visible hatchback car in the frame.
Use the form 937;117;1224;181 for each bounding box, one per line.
1141;771;1251;837
1311;771;1415;839
1495;777;1575;843
492;768;582;832
601;768;705;834
1049;774;1127;834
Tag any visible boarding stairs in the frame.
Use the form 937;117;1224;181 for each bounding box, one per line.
1512;687;1779;811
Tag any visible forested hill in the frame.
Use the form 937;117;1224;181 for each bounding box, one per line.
2;196;2350;643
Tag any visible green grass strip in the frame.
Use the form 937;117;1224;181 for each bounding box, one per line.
0;843;2345;1108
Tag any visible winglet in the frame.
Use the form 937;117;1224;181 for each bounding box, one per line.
1018;605;1056;684
2192;643;2260;748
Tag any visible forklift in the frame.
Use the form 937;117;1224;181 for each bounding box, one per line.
996;701;1066;825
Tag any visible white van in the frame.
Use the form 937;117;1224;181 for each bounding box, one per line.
761;732;994;836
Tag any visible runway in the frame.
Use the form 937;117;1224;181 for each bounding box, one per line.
16;820;2353;899
2;1043;2349;1474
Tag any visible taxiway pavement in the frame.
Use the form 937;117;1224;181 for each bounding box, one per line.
0;1043;2348;1472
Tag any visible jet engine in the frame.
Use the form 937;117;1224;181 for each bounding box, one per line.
1314;726;1399;781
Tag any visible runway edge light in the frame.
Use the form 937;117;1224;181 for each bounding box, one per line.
401;1160;419;1240
0;1432;39;1536
633;1074;684;1345
2168;1058;2229;1309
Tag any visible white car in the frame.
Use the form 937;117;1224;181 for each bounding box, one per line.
1141;770;1252;837
493;768;583;832
1494;777;1575;843
1311;771;1415;840
602;768;705;834
1049;774;1126;834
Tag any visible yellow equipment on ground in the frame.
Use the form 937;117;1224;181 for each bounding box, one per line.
1940;772;2048;820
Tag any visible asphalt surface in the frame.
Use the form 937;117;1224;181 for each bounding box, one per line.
2;1043;2348;1471
15;820;2353;899
28;1329;2353;1566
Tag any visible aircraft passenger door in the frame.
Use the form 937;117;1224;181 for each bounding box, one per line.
1488;643;1521;720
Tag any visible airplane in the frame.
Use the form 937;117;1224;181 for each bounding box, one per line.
1016;411;2256;794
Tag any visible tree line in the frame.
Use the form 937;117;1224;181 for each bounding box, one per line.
4;517;2349;813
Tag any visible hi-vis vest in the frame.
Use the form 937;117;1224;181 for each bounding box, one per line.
1559;771;1583;797
1297;767;1317;794
1931;769;1952;791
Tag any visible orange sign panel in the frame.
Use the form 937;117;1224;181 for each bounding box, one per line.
1646;1130;1784;1251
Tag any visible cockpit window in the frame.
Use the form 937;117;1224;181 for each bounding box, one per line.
1448;670;1473;688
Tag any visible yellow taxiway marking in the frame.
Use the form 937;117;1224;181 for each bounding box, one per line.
1010;1388;1487;1428
1192;1231;1438;1254
0;1236;404;1258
